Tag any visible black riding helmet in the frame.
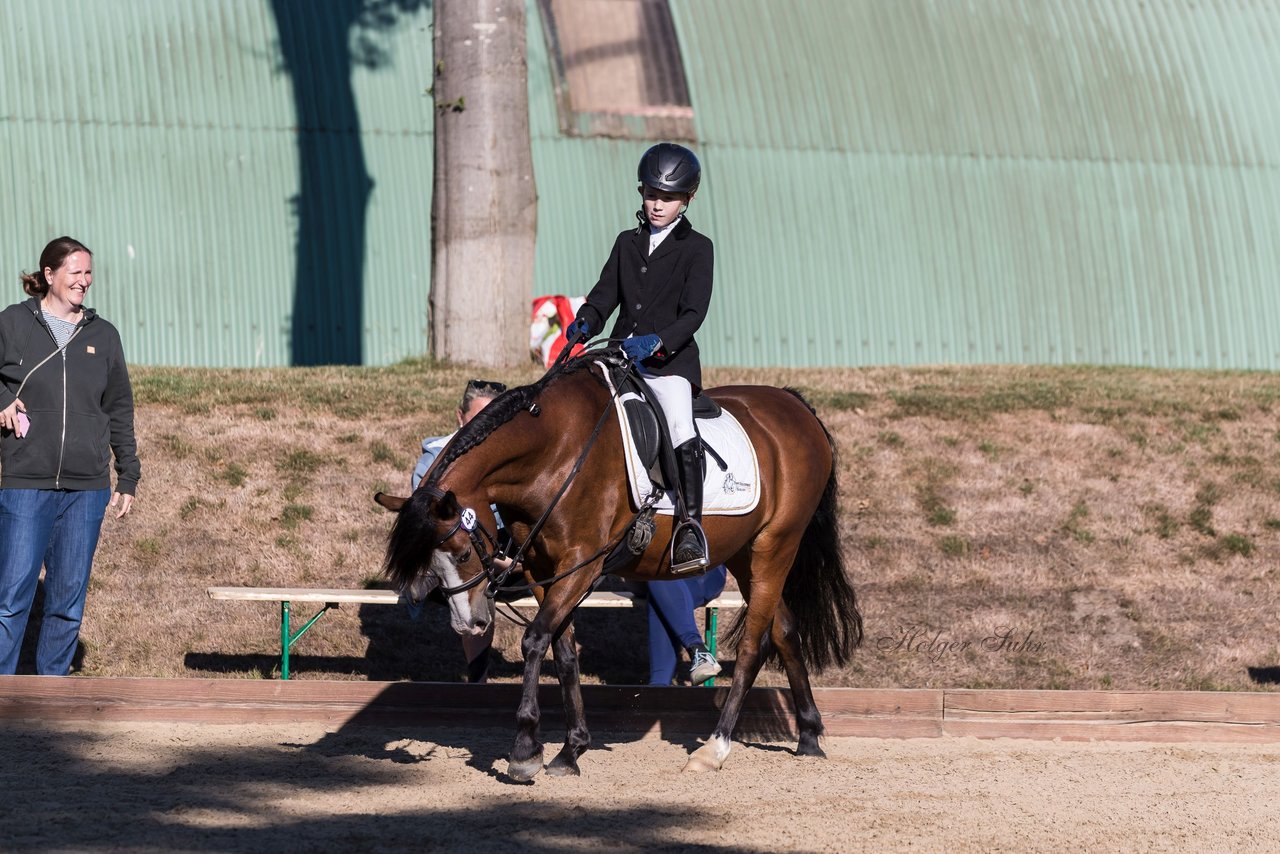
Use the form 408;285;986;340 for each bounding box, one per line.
638;143;701;195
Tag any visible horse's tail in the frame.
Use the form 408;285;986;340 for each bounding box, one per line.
783;416;863;670
728;389;863;670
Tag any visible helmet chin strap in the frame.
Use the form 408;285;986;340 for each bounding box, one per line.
635;204;690;235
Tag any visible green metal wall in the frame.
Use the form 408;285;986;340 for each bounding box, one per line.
4;1;1280;369
0;0;434;367
664;0;1280;369
525;5;647;309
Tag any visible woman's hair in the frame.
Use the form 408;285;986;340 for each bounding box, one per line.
20;235;92;297
459;378;508;413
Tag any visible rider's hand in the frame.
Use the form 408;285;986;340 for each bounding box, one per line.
565;318;591;344
622;334;661;362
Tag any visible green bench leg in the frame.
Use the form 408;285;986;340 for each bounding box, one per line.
281;602;290;679
702;605;719;687
279;600;335;680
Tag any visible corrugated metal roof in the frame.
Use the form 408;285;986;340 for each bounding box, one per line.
661;0;1280;368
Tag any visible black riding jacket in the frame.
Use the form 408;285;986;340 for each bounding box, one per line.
575;215;714;389
0;298;140;494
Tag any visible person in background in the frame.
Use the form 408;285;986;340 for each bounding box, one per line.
410;378;507;683
0;236;139;675
412;379;508;491
647;565;728;685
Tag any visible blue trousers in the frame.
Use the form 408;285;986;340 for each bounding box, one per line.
0;488;111;675
647;564;728;685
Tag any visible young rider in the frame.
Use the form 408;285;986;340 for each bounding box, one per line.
567;143;713;573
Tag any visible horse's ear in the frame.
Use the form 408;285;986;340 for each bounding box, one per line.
437;490;460;518
374;492;408;512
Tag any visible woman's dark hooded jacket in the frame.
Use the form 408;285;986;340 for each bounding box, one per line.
0;298;139;494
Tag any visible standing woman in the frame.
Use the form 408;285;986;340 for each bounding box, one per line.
0;236;139;675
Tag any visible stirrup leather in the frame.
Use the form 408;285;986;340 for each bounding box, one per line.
669;519;709;574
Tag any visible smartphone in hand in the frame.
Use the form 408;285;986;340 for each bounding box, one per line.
15;412;29;438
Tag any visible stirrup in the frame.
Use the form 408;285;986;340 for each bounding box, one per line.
669;519;709;574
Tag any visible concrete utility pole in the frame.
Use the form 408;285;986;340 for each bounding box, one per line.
430;0;537;366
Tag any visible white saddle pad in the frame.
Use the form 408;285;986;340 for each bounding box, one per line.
597;366;761;516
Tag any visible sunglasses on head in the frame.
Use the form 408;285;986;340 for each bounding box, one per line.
466;379;508;395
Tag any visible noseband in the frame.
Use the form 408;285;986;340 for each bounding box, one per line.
421;485;512;597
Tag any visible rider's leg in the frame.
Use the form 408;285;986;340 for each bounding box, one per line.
637;372;707;568
637;372;697;452
673;438;707;566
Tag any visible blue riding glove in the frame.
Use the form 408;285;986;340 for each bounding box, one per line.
622;334;662;362
565;318;591;344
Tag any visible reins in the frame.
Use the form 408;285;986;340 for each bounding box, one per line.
427;340;647;609
493;489;660;627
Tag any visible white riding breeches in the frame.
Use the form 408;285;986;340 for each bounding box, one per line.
638;368;696;447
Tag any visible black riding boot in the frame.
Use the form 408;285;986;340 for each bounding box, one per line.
672;439;708;571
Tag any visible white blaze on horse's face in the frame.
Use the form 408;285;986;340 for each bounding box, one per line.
430;548;493;636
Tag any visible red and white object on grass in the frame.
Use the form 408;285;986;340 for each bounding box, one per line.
530;294;586;367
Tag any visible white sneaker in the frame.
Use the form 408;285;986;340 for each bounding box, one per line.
689;649;722;683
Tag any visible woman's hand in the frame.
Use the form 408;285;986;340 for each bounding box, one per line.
0;399;27;437
110;492;134;519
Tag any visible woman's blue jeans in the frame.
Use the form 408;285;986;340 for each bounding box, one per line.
647;564;728;685
0;488;111;675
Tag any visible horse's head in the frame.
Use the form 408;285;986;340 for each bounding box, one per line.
378;352;616;634
378;488;497;638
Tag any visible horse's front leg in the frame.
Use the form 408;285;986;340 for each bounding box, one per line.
544;620;590;776
507;616;555;782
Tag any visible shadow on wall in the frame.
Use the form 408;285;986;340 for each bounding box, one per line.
268;0;432;366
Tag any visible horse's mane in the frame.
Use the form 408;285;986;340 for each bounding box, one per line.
428;351;608;482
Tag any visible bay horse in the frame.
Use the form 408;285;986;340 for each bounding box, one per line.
379;349;861;780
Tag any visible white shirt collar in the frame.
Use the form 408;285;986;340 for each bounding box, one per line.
648;215;682;254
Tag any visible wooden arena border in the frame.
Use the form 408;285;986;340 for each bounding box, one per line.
1;677;1277;743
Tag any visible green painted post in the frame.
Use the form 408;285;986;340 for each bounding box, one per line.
702;606;718;686
281;601;291;680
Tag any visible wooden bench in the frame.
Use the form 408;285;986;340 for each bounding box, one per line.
206;586;745;682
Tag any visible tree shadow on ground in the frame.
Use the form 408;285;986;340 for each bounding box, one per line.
0;722;769;852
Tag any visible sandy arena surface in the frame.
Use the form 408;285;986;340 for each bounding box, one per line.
3;721;1279;852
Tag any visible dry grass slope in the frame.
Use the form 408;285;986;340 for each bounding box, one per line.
37;361;1280;692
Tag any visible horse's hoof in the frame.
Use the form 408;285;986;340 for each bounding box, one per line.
682;736;730;772
682;754;720;773
507;752;545;782
796;734;826;758
545;758;581;777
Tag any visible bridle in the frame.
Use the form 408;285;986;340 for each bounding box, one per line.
419;487;510;597
421;343;651;603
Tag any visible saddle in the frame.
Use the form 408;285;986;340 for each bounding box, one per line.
606;358;723;493
590;354;760;576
